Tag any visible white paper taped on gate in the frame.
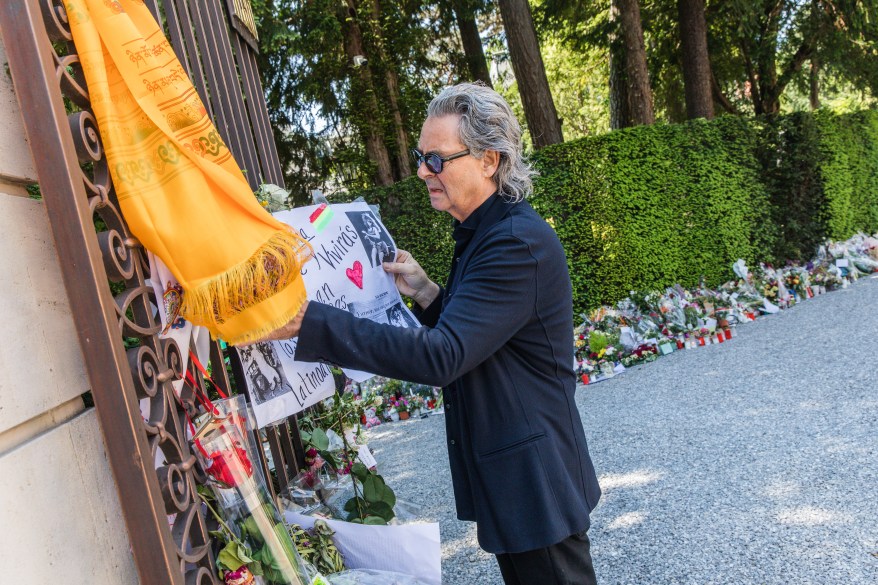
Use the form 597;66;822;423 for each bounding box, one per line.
236;202;420;428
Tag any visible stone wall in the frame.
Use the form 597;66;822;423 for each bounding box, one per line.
0;30;139;584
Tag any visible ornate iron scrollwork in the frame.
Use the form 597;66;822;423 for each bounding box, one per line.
3;1;296;581
42;0;221;581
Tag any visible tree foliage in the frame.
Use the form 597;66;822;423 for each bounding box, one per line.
252;0;463;203
253;0;876;197
683;0;878;116
535;0;877;122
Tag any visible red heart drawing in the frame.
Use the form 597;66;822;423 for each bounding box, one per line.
346;260;364;289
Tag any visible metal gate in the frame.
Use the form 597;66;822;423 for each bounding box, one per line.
0;1;306;583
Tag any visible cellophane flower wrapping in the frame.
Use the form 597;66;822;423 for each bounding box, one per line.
196;423;310;585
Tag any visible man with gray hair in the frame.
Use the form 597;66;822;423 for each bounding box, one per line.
263;82;601;584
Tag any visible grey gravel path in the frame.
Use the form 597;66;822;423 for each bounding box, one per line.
366;276;878;585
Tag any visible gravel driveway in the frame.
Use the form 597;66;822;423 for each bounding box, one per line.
366;277;878;584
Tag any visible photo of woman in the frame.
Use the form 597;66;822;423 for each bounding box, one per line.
236;342;293;404
346;210;396;268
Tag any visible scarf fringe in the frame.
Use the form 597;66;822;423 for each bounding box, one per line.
180;230;313;345
219;290;309;347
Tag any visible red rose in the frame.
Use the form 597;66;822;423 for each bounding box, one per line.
206;445;253;488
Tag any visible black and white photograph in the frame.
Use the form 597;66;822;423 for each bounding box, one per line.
386;302;418;328
237;342;293;404
346;210;396;268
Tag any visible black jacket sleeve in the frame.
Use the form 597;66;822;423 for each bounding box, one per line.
412;287;443;327
294;234;537;387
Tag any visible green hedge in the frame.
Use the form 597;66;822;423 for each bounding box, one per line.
758;110;878;261
345;109;878;316
530;116;775;313
815;109;878;240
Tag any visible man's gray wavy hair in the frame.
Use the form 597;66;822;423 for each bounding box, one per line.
427;82;536;202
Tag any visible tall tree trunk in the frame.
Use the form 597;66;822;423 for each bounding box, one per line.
677;0;714;119
614;0;654;126
452;0;493;87
609;44;630;129
496;0;563;148
739;41;765;115
369;0;411;180
754;2;782;115
341;0;394;185
809;57;820;110
383;67;412;180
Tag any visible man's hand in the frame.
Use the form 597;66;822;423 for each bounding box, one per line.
383;250;440;309
251;301;309;343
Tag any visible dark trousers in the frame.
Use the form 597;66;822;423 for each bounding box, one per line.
495;530;597;585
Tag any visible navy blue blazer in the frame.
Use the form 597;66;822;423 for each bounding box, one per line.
295;194;601;554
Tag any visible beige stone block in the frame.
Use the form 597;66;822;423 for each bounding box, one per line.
0;29;38;184
0;194;89;434
0;409;139;584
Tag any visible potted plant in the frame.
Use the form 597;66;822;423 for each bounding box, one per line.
396;398;410;421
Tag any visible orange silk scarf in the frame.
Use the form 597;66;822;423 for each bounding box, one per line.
66;0;312;345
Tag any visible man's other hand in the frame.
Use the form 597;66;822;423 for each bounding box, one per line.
383;249;440;309
250;301;309;344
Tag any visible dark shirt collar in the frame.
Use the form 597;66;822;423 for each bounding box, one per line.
452;192;500;250
447;192;514;292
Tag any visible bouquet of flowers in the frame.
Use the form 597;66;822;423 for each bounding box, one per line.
408;395;427;412
620;344;658;367
758;267;780;302
195;421;311;585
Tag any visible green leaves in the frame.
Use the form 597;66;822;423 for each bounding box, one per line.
309;428;330;451
241;522;302;584
343;468;397;524
289;521;346;575
241;516;264;544
362;474;382;503
216;541;255;572
350;462;369;480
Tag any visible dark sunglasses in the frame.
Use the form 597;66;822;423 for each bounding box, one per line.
411;148;470;174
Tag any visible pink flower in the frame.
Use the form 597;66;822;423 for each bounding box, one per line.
224;566;255;585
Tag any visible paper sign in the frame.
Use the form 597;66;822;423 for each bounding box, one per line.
357;444;378;469
237;338;335;428
274;201;420;383
236;202;420;428
836;258;849;268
